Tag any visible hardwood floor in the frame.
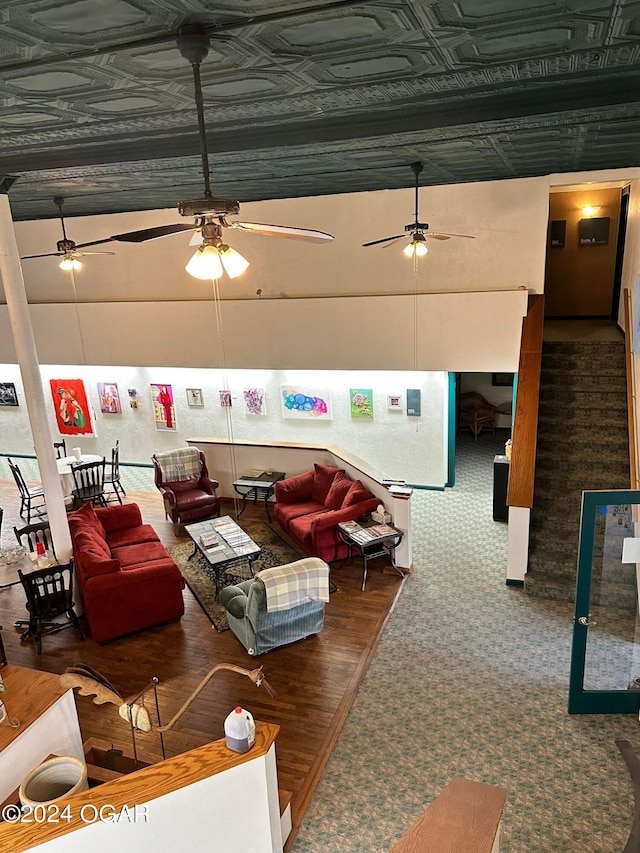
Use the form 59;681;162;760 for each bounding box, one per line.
0;481;403;848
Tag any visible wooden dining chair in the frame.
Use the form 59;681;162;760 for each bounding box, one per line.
53;439;67;459
14;520;56;561
8;458;46;522
70;458;107;509
0;625;6;667
104;440;125;504
18;561;84;654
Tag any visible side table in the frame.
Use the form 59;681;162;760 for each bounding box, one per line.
336;521;405;591
233;471;285;523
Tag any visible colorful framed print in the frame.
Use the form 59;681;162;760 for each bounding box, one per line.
151;383;177;431
350;388;374;418
280;386;331;419
219;390;232;408
387;394;403;411
97;382;121;414
49;378;94;435
187;388;204;407
244;388;266;416
0;382;18;407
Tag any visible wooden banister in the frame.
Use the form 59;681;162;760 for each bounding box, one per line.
388;777;507;853
624;288;637;489
507;294;545;509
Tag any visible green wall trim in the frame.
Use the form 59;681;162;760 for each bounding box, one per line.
446;372;456;488
0;452;153;469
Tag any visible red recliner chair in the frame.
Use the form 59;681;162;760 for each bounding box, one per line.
152;448;220;532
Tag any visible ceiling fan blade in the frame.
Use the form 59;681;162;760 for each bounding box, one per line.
425;231;475;240
382;236;408;249
21;251;64;260
229;221;334;243
362;234;405;247
74;223;196;249
76;251;116;257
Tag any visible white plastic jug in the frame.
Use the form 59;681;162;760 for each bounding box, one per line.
224;706;256;754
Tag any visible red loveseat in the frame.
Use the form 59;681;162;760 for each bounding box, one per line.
274;464;379;562
68;502;185;643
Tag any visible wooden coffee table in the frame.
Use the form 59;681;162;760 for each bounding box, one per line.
185;516;261;599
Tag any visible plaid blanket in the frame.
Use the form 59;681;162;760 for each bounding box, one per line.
258;557;330;613
155;446;202;482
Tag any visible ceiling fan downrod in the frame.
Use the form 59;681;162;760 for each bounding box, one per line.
178;25;213;199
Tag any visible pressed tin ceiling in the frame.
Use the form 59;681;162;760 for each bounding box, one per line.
1;0;640;221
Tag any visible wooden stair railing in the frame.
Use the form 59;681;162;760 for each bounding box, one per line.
388;777;507;853
624;288;637;489
507;294;545;509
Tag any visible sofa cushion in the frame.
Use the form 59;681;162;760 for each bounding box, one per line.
276;500;327;527
343;479;374;508
73;530;111;561
68;501;105;538
110;541;171;567
311;464;344;504
94;503;143;532
106;524;160;549
83;556;122;580
289;512;326;550
324;471;352;510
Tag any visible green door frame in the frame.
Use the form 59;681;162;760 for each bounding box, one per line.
568;489;640;714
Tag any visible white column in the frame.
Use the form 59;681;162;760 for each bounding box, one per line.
0;193;72;560
391;490;413;570
506;505;530;584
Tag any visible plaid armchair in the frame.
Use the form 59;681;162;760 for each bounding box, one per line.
219;557;329;655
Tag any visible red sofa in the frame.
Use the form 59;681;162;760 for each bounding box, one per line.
274;464;379;562
68;502;185;643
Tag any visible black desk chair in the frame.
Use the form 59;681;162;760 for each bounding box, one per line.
70;458;106;509
53;440;67;459
8;458;46;522
104;440;125;504
14;521;56;561
18;561;83;654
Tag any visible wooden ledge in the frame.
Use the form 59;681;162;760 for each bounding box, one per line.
0;666;67;754
389;778;507;853
0;721;279;853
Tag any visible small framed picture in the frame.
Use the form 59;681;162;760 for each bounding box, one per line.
0;382;18;407
492;373;514;387
387;394;403;411
187;388;204;407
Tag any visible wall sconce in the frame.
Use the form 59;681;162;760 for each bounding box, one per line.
581;205;600;218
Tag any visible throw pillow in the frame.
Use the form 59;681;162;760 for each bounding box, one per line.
69;500;106;538
324;471;352;510
311;463;344;504
342;479;373;509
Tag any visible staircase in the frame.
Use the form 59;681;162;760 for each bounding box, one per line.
525;334;632;603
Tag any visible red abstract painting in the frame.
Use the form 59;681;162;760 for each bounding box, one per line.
49;378;94;436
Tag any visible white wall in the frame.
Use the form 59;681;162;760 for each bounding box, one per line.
0;365;448;487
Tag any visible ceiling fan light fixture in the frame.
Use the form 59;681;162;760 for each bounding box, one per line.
219;245;249;278
59;255;81;271
403;234;428;257
185;244;223;280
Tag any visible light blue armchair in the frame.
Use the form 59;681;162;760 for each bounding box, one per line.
219;558;329;655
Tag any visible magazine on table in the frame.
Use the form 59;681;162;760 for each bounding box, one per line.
368;524;397;538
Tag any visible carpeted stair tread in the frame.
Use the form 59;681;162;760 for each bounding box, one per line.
526;332;630;601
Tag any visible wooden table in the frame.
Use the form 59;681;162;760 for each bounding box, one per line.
0;665;83;804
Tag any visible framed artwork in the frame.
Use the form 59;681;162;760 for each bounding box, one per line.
97;382;121;414
492;373;514;387
406;389;421;417
128;388;139;409
187;388;204;407
151;383;177;431
0;382;18;407
350;389;373;418
219;390;232;408
281;386;331;419
244;387;266;415
387;394;403;411
49;378;94;435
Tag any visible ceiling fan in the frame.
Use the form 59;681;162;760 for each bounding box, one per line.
28;25;333;281
362;162;475;257
20;197;116;271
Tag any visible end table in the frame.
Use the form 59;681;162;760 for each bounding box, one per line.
233;471;285;523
